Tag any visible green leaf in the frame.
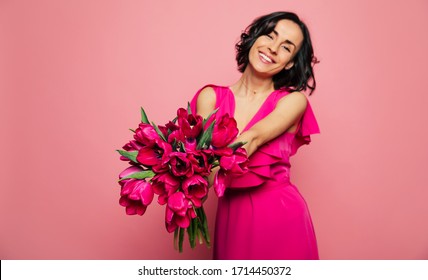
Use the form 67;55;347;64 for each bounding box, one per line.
179;141;186;153
140;107;150;124
228;141;247;152
151;121;167;142
187;102;192;115
116;150;138;164
196;120;216;150
118;170;155;181
202;108;219;127
129;128;136;133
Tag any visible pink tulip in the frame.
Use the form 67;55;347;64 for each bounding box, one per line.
184;138;197;152
167;191;190;216
152;172;180;205
169;152;193;177
136;139;172;172
187;150;212;176
165;120;185;143
177;108;203;139
118;166;144;186
213;170;231;197
119;179;154;215
119;196;148;216
122;140;143;152
120;179;154;206
134;123;160;147
212;146;233;157
219;147;249;175
165;207;197;233
119;140;144;161
167;129;185;144
164;192;196;232
182;175;208;207
165;120;179;132
211;114;239;148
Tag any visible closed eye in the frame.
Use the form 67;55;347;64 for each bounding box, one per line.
282;45;291;52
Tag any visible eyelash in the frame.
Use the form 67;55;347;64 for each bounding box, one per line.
265;34;290;52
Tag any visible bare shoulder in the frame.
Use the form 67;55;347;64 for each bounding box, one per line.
276;91;308;112
196;86;216;117
197;86;216;104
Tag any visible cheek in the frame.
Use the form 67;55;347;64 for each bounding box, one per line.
278;52;293;65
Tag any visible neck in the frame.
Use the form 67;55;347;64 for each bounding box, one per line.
236;68;274;96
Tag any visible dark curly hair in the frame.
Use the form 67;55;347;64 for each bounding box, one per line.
236;11;319;94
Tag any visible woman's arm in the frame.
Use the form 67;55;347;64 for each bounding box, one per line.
195;86;218;185
196;86;216;119
236;91;308;157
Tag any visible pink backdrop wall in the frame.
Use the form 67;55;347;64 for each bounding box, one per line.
1;0;427;259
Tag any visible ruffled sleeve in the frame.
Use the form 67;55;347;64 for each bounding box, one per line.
290;100;320;156
229;141;284;188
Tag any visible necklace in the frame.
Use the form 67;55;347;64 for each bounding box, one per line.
240;78;273;95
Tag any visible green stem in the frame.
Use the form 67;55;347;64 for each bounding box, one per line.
187;219;195;248
174;228;178;251
195;207;211;247
179;227;185;253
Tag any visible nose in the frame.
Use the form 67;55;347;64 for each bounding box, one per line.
268;40;280;54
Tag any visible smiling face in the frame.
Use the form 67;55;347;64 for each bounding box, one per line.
247;19;304;77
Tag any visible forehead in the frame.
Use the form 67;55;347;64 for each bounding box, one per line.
273;19;304;47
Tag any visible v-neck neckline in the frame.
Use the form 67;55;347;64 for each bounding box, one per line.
227;86;277;134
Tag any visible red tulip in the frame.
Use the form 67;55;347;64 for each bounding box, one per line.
120;179;154;205
182;175;208;207
119;179;154;215
169;152;193;177
134;123;160;147
152;172;180;205
118;166;144;186
212;146;234;157
122;140;143;151
136;139;172;172
213;170;230;197
187;150;212;176
164;192;196;232
177;108;203;139
219;147;249;175
211;114;239;148
119;196;148;216
184;138;197;152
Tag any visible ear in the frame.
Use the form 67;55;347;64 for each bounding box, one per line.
285;61;294;70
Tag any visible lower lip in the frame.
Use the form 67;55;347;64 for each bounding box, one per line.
258;53;273;64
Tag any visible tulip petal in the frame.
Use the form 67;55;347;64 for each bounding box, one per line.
119;166;144;179
136;147;160;166
175;214;190;228
213;170;229;197
167;192;188;214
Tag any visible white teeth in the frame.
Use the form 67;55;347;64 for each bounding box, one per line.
259;53;272;63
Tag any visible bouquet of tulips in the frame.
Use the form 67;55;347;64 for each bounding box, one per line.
116;104;248;252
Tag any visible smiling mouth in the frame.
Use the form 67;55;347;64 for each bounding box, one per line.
259;52;275;63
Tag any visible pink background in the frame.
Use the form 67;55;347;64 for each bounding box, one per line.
1;0;428;259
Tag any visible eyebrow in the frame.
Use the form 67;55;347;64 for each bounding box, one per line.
272;29;297;49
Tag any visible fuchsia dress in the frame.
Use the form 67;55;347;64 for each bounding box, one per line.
190;85;320;260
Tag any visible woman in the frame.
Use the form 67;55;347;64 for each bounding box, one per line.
190;11;320;260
